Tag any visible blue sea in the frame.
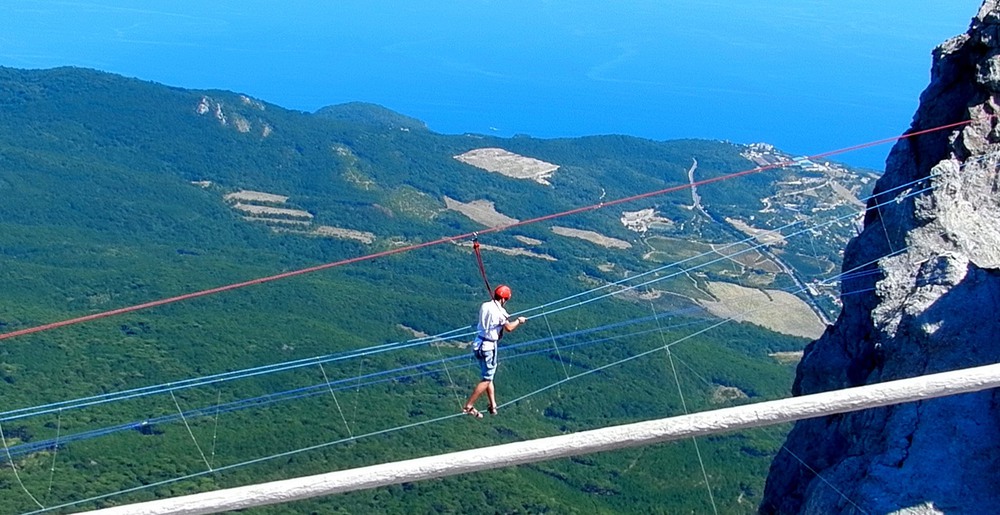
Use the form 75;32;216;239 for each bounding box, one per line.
0;0;982;170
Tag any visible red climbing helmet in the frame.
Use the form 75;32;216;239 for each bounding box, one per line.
494;284;512;301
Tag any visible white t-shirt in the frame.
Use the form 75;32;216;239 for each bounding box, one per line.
475;300;509;351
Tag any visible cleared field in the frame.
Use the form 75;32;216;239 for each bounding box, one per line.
515;235;543;246
644;236;716;262
645;236;783;286
769;351;805;364
710;243;783;274
454;147;559;185
313;226;376;244
830;181;866;208
726;217;786;246
614;273;714;305
697;281;826;339
552;226;631;249
232;203;312;219
443;196;518;228
711;385;749;404
242;217;310;226
455;241;556;261
224;190;289;203
399;325;466;348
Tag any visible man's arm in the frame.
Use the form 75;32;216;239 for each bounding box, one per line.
503;316;527;332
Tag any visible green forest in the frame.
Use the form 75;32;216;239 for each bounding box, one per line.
0;66;875;513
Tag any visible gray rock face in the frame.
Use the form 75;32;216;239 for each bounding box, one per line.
761;2;1000;513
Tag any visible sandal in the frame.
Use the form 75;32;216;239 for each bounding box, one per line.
462;406;483;419
488;405;498;416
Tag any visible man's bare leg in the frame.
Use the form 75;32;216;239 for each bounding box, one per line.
486;381;497;413
465;380;491;409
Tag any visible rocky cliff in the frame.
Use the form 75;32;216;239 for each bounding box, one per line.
761;2;1000;513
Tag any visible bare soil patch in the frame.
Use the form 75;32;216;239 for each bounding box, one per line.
443;196;519;227
515;235;543;246
552;226;631;249
232;203;313;219
313;226;376;244
242;217;310;226
697;281;825;339
711;243;783;274
769;351;804;364
398;324;467;348
224;190;289;204
454;148;559;185
726;217;787;246
830;181;866;208
711;385;749;404
455;241;556;261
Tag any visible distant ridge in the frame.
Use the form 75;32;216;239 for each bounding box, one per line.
314;101;428;131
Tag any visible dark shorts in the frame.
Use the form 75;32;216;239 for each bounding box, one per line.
476;347;497;381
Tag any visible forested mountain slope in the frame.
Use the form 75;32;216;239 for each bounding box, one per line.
0;66;873;513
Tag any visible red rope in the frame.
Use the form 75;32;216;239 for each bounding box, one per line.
0;119;973;342
472;238;493;296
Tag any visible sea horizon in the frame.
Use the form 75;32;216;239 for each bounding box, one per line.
0;1;983;170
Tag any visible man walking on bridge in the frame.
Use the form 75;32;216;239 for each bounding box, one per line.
463;284;526;418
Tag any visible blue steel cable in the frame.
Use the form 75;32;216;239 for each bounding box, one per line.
23;151;993;514
20;266;899;515
0;169;950;424
8;147;994;429
2;313;716;459
6;150;985;481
